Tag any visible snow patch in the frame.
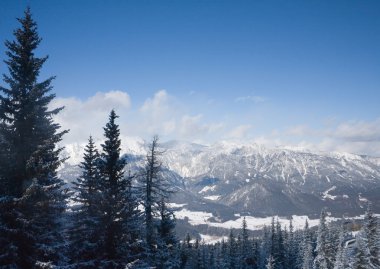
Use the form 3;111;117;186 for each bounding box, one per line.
199;185;216;194
358;194;368;202
167;203;187;209
174;209;213;225
322;186;337;200
204;195;221;201
199;234;228;244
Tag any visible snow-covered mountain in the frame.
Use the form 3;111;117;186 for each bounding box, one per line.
59;138;380;236
160;140;380;217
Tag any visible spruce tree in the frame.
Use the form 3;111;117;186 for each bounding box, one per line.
266;255;275;269
363;203;380;268
352;237;371;269
303;243;314;269
69;136;102;267
156;198;179;269
252;240;260;269
275;219;285;269
0;8;68;268
97;110;140;267
333;220;350;269
314;208;332;269
208;245;215;269
240;217;251;269
259;225;269;267
286;217;297;269
301;220;314;269
220;238;229;268
228;229;237;269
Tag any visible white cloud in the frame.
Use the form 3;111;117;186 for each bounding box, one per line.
178;114;224;139
50;90;380;157
51;90;224;145
263;118;380;156
327;119;380;142
227;124;252;139
285;125;315;136
235;95;265;103
50;90;131;144
140;90;169;114
136;90;186;136
311;119;380;155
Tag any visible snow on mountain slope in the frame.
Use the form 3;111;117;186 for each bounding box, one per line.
60;139;380;220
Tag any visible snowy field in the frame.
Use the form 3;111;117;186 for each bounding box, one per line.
169;202;378;243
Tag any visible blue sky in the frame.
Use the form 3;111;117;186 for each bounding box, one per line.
1;0;380;155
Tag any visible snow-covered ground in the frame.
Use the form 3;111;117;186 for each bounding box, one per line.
170;203;379;242
204;195;221;201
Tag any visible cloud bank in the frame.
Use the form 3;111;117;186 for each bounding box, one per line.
50;90;380;157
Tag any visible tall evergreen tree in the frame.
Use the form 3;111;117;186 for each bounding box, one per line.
363;203;380;268
69;136;102;267
266;255;275;269
261;225;271;269
303;241;314;269
228;229;237;269
314;208;333;269
299;219;314;269
269;218;285;269
286;217;297;269
352;237;371;269
275;219;286;269
140;135;173;265
0;8;68;268
97;110;140;267
156;197;179;269
333;220;351;269
239;217;251;269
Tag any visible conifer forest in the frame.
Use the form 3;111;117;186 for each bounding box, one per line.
0;7;379;269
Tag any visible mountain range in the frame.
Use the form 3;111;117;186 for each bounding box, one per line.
59;138;380;237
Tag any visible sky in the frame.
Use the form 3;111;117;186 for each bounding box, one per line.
1;0;380;155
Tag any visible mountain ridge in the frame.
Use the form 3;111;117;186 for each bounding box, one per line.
60;138;380;221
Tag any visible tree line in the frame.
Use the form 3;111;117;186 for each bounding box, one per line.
0;8;379;269
178;206;379;269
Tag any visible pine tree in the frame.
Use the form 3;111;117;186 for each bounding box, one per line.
208;245;215;269
140;135;173;265
228;229;237;269
156;198;179;269
220;238;229;268
352;237;371;269
363;203;380;268
303;242;314;269
252;240;260;269
180;233;193;268
0;8;68;268
275;219;285;269
261;225;271;269
333;221;350;269
286;217;297;269
97;110;140;267
269;218;285;269
266;255;275;269
69;136;102;267
215;242;223;269
194;238;202;269
298;219;313;269
313;208;333;269
239;217;251;269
